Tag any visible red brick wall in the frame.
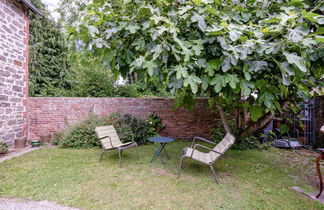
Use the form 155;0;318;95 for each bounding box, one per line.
0;0;29;145
28;97;217;140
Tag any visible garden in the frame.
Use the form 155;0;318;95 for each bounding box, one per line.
1;0;324;209
0;141;322;209
0;112;324;209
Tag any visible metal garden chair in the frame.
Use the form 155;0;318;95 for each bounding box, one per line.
95;125;137;168
177;133;235;183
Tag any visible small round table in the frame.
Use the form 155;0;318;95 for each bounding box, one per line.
148;136;174;164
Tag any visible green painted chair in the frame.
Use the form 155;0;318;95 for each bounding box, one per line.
95;125;137;168
177;133;235;183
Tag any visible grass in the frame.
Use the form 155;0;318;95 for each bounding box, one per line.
0;141;323;209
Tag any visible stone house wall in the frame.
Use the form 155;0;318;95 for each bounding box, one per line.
0;0;29;145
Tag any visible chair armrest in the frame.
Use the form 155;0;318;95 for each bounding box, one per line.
100;135;114;148
190;144;222;158
190;136;216;148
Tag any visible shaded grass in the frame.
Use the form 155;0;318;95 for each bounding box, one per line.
0;141;322;209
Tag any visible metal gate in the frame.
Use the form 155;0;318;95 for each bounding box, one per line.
294;99;316;146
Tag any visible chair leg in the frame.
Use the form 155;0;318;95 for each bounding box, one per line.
210;165;219;184
177;156;185;179
100;150;105;162
119;150;122;168
136;144;139;160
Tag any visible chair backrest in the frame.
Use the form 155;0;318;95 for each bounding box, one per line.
209;133;235;162
95;125;122;149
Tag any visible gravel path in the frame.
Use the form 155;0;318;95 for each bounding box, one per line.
0;197;79;210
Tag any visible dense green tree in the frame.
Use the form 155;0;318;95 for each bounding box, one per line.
69;0;323;135
56;0;89;28
29;0;72;96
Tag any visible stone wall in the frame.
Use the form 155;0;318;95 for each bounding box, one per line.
0;0;29;145
28;97;217;140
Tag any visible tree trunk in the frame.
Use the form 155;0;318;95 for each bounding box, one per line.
245;101;290;135
215;100;232;134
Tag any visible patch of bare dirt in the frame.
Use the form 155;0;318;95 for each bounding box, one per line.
153;168;173;177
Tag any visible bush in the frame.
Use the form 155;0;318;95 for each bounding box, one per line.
146;112;166;137
117;113;149;144
0;142;8;153
212;119;270;150
55;112;157;148
115;84;140;97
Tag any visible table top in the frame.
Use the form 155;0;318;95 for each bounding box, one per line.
148;136;174;143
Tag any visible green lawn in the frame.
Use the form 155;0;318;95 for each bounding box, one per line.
0;141;322;209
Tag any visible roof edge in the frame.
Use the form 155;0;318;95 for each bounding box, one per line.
17;0;42;15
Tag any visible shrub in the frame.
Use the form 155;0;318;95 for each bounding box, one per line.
117;113;149;144
115;84;140;98
146;112;166;137
55;112;154;148
212;119;270;150
0;142;8;154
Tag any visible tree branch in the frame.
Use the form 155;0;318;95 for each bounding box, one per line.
246;101;290;134
215;100;232;134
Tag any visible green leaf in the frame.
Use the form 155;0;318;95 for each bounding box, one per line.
131;38;145;50
130;56;145;70
301;10;319;22
315;36;324;42
259;92;274;108
210;74;221;85
241;81;254;96
214;82;222;93
210;74;223;93
262;17;281;23
192;42;204;56
183;75;202;94
314;15;324;24
175;65;188;79
227;74;239;89
283;52;306;72
88;26;99;37
244;72;251;81
143;60;157;76
221;56;231;72
229;29;242;41
125;24;140;33
151;44;162;60
248;61;268;72
205;59;220;76
249;106;264;122
282;74;291;86
278;62;294;76
191;75;202;83
201;75;209;90
191;12;207;31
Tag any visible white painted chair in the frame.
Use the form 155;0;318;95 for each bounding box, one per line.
95;125;137;168
177;133;235;183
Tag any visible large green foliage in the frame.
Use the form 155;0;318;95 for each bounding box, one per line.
29;0;72;96
53;112;164;148
66;52;168;97
70;0;324;123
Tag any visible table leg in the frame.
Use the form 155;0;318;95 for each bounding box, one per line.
316;152;324;198
163;145;170;159
150;143;164;163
